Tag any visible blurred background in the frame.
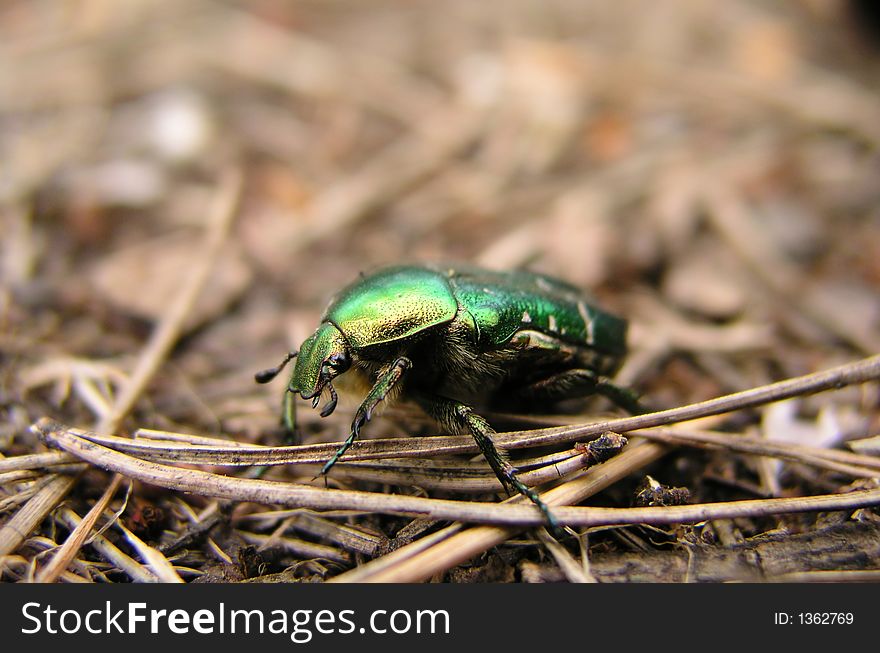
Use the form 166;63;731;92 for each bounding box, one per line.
1;0;879;581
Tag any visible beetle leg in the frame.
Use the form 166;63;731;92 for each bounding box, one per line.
281;388;299;443
511;368;647;415
319;356;412;477
415;394;564;537
595;378;646;415
255;351;300;442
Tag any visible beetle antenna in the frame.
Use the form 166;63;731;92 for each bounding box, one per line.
254;351;298;384
320;383;338;417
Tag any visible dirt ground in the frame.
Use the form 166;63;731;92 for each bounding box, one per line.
2;0;880;583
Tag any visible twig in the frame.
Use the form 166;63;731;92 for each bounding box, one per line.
330;448;880;583
116;521;183;583
330;442;669;582
498;354;880;451
33;475;124;584
33;168;243;583
0;452;78;473
238;531;351;565
56;508;157;583
0;475;77;556
158;508;226;556
631;427;880;478
284;513;382;557
39;422;679;528
536;529;595;583
57;354;880;468
849;435;880;456
29;352;880;581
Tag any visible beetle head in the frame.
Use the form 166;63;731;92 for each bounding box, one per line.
290;322;351;417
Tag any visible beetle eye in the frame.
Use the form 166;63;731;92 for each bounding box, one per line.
327;352;351;373
324;352;351;376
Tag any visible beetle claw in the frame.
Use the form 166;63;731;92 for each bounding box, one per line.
352;415;366;438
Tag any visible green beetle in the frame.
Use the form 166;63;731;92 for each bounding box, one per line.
256;264;641;531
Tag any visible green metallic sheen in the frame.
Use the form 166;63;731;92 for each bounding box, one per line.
280;262;631;425
326;266;458;348
443;265;626;365
290;322;348;399
256;263;639;536
321;263;625;368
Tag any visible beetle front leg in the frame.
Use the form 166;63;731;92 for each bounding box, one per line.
415;394;563;537
319;356;412;477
